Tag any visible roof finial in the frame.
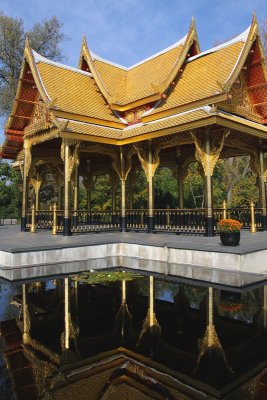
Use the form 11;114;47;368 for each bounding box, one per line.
252;11;258;26
25;34;31;49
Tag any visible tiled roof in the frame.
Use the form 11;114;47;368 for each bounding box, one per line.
61;108;211;140
149;41;245;115
36;60;120;123
92;40;185;105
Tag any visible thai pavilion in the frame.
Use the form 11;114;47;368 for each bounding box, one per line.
1;14;267;236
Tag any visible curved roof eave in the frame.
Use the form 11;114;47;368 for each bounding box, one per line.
223;13;259;92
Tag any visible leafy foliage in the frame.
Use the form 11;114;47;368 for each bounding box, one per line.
0;12;68;117
0;161;21;217
73;270;144;284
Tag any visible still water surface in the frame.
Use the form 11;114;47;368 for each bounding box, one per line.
0;269;266;400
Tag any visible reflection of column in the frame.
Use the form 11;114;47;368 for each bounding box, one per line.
22;284;29;342
263;286;267;332
149;276;154;327
136;276;161;356
195;287;232;380
63;141;72;236
176;146;184;209
147;140;154;233
259;146;267;230
64;278;70;350
74;280;79;320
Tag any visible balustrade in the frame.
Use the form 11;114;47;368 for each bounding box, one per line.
25;204;264;234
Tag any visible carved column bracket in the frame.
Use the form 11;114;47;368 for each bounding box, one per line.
190;130;229;176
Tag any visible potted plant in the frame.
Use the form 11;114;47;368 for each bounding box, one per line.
217;218;242;246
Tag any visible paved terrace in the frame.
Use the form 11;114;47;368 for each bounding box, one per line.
0;225;267;281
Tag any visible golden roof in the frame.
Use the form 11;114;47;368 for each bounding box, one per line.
35;58;119;124
2;13;267;160
149;41;245;116
92;42;185;105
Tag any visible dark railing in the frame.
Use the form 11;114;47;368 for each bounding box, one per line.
72;210;120;233
154;209;206;233
226;207;263;230
36;210;54;229
25;206;264;234
126;209;148;231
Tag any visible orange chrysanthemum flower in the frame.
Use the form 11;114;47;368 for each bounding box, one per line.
217;218;242;233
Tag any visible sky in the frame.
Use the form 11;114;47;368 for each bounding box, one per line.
0;0;266;143
1;0;267;68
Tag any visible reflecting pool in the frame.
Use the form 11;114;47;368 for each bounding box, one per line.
1;269;267;400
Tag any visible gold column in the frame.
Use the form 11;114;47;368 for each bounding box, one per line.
58;173;62;209
191;130;228;236
64;277;70;350
204;132;214;236
259;145;267;230
176;146;184;209
21;147;29;231
112;169;116;212
63;141;72;236
147;140;154;233
35;172;41;211
73;165;79;227
128;170;134;209
86;160;91;211
120;147;126;232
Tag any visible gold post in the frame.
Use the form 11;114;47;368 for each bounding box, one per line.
58;173;62;209
222;200;227;220
166;205;170;227
111;169;116;212
74;165;79;213
86;160;91;212
52;203;57;235
30;203;36;233
250;201;257;233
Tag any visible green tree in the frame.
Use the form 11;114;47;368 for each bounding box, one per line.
0;12;68;117
0;161;21;217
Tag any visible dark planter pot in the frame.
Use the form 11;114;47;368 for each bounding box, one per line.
220;231;240;246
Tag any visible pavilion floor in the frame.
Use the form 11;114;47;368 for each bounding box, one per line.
1;224;267;281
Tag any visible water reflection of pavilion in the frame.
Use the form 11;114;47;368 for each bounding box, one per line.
1;14;267;237
1;274;267;399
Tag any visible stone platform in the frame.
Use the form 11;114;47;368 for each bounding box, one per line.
1;225;267;284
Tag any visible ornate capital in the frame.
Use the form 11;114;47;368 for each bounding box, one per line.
24;140;32;176
30;177;42;194
134;143;159;181
191;130;229;176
